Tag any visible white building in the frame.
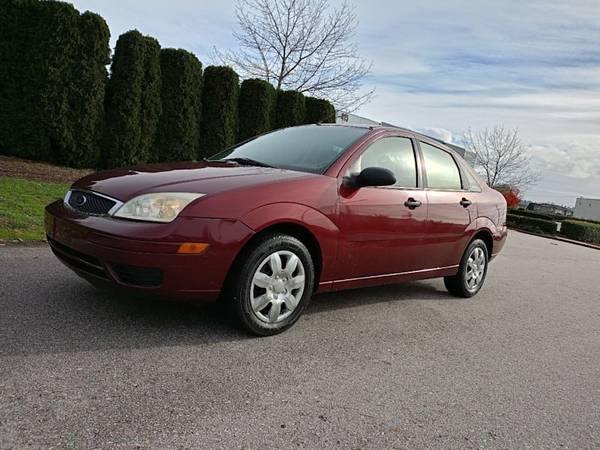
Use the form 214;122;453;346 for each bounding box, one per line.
573;197;600;221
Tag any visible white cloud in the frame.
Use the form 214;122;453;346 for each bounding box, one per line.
529;140;600;180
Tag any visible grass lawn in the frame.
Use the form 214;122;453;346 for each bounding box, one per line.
0;177;69;242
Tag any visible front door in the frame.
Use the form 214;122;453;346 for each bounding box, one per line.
335;135;428;281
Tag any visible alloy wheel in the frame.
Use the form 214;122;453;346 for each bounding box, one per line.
465;246;486;291
250;250;306;323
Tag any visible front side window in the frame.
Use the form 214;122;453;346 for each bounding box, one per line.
210;126;368;174
347;137;417;188
420;142;462;190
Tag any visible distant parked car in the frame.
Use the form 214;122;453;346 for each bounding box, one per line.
45;125;507;335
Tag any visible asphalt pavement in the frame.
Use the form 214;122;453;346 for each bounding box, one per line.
1;231;599;449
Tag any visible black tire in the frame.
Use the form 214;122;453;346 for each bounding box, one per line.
226;233;315;336
444;238;489;298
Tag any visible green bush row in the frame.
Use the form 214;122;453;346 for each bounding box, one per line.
560;220;600;244
508;208;557;221
506;214;558;234
507;214;600;244
0;0;110;168
509;208;600;225
0;1;337;168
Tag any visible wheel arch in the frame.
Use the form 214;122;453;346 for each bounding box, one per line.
224;221;325;294
470;228;494;257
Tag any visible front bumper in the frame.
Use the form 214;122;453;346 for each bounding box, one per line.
44;200;254;301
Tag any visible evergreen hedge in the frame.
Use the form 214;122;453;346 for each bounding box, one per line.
506;214;557;234
0;1;109;167
304;96;336;124
62;11;110;167
103;30;161;168
273;90;306;129
0;0;45;160
560;220;600;244
1;2;339;169
509;207;600;226
199;66;239;157
140;36;162;163
237;79;275;142
155;49;203;162
507;208;556;221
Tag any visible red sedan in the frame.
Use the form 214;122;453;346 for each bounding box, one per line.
45;125;507;335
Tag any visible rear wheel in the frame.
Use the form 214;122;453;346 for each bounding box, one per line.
228;234;315;336
444;238;488;298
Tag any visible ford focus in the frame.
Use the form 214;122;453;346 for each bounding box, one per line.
45;124;507;335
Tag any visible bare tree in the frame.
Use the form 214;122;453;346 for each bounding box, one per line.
215;0;373;112
463;126;540;189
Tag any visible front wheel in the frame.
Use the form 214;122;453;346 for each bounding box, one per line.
228;234;315;336
444;238;489;298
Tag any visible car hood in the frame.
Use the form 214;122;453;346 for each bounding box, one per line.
72;161;317;201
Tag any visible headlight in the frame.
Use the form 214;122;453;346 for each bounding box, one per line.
113;192;205;223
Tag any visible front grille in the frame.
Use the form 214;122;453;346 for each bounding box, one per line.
48;236;108;280
67;190;117;215
111;264;163;287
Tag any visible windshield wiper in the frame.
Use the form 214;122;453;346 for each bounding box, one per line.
224;157;274;168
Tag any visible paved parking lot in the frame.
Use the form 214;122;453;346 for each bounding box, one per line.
1;231;599;449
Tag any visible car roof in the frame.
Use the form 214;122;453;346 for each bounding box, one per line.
309;123;462;155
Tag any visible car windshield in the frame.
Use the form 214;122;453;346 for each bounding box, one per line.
209;126;369;174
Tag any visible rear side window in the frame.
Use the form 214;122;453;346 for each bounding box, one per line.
348;137;417;188
463;167;482;191
420;142;462;190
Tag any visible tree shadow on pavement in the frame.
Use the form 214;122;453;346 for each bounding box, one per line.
0;276;248;357
1;271;454;357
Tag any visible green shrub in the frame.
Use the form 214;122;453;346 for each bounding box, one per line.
155;49;203;162
506;214;558;234
62;11;110;168
0;1;109;167
0;0;76;162
237;79;275;142
103;30;146;167
140;36;162;163
273;90;306;129
199;66;240;157
560;220;600;244
103;30;161;168
0;0;37;158
509;208;600;226
508;208;556;221
304;96;336;124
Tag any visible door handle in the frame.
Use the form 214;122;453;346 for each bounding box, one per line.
404;198;422;209
460;197;472;207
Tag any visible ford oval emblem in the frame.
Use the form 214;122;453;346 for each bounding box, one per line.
73;192;87;207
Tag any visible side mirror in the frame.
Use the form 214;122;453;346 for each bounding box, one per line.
346;167;396;188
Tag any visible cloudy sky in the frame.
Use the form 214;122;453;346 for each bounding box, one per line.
70;0;600;206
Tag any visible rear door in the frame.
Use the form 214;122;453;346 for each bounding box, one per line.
418;141;475;269
335;134;429;280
